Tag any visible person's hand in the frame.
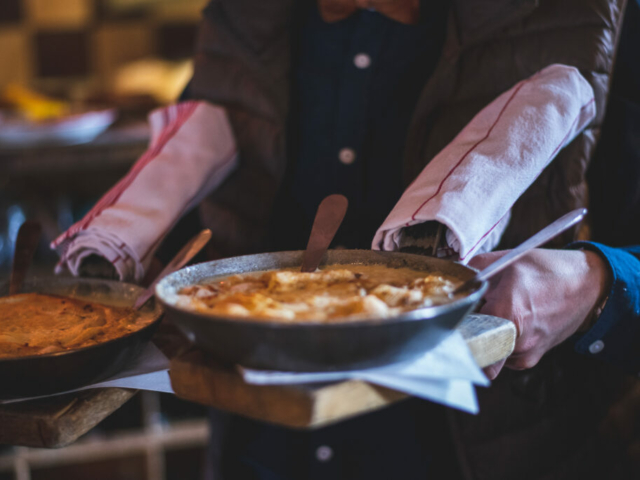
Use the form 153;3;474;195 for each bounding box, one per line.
468;248;610;379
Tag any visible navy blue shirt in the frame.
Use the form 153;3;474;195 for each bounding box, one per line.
227;4;462;480
267;1;450;250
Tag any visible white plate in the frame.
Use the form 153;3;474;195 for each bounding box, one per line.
0;109;117;147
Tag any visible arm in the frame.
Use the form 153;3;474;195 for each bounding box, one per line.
374;64;595;261
51;102;237;283
52;0;294;281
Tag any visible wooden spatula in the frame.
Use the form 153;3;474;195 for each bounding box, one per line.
300;194;349;273
133;229;212;310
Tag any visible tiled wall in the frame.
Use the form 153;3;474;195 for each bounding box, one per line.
0;0;205;93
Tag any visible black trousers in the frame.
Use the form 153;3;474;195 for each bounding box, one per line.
204;398;464;480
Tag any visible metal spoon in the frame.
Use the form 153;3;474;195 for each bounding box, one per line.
454;208;587;295
301;194;349;272
134;228;212;310
9;220;42;295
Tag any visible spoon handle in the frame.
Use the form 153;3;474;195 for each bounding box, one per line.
10;221;42;295
455;208;587;294
134;229;212;310
301;194;349;272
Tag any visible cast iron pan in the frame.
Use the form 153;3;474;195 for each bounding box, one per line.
155;250;486;372
0;277;163;399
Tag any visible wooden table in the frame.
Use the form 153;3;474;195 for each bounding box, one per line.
0;315;515;448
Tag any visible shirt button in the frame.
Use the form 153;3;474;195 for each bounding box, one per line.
353;53;371;69
316;445;333;462
589;340;605;354
338;148;356;165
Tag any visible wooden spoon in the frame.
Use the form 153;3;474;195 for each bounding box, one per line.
133;229;212;310
9;220;42;295
301;194;349;273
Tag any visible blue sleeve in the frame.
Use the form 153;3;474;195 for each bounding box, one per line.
568;242;640;373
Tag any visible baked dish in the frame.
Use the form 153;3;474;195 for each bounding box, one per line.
176;265;458;322
0;293;153;358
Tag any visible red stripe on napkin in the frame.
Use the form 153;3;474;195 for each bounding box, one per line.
458;96;595;261
408;80;528;223
52;102;199;248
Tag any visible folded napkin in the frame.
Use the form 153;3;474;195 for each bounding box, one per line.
373;64;596;262
240;331;489;414
0;343;173;405
51;101;238;282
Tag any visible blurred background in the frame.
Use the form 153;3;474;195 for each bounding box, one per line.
0;1;210;479
0;0;205;274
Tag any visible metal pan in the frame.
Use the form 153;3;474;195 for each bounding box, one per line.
155;250;486;372
0;277;163;399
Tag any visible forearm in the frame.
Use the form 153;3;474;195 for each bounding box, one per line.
374;64;596;261
52;101;238;282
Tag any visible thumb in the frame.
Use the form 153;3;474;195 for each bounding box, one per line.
483;358;507;380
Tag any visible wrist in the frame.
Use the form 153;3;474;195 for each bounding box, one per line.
578;250;611;332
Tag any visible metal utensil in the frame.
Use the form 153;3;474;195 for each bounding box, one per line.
133;228;212;310
9;220;42;295
454;208;587;294
301;194;349;272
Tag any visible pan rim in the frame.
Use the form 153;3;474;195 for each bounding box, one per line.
155;249;487;329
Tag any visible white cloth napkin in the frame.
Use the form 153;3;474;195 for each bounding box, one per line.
0;343;173;405
240;331;489;414
373;64;596;262
51;101;238;283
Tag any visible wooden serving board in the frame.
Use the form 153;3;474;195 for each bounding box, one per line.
0;315;515;447
0;324;184;449
0;388;136;448
169;314;516;428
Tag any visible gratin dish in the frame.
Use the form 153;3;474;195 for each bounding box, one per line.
0;277;163;399
155;250;486;372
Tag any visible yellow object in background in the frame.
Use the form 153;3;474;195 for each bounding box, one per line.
113;59;193;104
1;84;70;122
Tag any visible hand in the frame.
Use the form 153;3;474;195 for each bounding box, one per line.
469;249;610;379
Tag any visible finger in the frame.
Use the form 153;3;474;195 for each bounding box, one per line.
482;359;506;380
504;351;543;370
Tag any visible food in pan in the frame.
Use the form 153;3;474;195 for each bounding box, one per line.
0;293;154;358
176;265;458;322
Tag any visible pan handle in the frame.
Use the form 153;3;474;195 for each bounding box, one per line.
397;222;447;258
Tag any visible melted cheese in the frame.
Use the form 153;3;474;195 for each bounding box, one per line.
177;265;458;323
0;293;153;358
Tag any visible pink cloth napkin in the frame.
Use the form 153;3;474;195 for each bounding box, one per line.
51;101;237;282
372;64;596;262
